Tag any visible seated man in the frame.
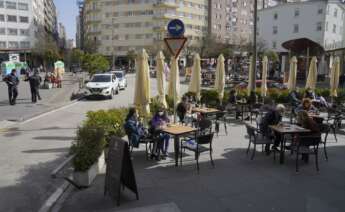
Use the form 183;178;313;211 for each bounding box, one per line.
259;104;286;153
176;96;190;123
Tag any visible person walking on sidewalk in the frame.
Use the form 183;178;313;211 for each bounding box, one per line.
3;69;19;105
28;69;42;103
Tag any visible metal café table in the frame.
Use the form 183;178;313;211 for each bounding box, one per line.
192;107;220;116
162;124;197;167
269;124;310;164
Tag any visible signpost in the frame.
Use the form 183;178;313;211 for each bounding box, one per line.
164;19;187;123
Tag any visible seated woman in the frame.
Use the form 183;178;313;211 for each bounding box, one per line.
296;110;321;162
296;110;320;135
124;108;145;148
295;98;318;114
151;108;170;159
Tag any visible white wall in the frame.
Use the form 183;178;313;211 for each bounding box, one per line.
258;1;330;52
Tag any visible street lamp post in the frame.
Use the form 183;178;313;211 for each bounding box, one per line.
112;18;116;70
250;0;258;100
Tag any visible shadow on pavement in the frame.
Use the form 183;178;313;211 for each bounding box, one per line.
0;153;69;212
22;147;69;154
32;136;75;141
60;144;345;212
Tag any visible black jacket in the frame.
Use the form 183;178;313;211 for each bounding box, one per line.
29;74;42;87
4;74;19;87
259;109;282;136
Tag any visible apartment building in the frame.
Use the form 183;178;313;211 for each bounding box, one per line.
209;0;278;45
82;0;209;57
0;0;57;61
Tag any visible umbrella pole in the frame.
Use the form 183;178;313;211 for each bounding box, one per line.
173;86;177;123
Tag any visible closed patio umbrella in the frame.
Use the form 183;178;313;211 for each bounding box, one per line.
156;51;167;107
134;49;151;116
305;56;318;90
189;53;201;101
247;56;255;96
287;56;298;91
215;54;225;103
168;56;180;122
261;56;268;97
330;56;340;97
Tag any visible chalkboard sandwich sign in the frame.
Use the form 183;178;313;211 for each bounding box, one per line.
104;136;139;206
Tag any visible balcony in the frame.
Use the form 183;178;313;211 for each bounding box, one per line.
153;0;178;8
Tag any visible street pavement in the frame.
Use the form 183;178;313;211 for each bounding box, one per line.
0;74;181;212
59;118;345;210
0;72;81;123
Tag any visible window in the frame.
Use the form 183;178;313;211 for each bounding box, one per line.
0;27;5;34
0;1;3;8
20;41;30;48
7;15;17;22
294;9;300;17
0;41;6;48
333;24;336;33
273;26;278;34
318;8;323;14
7;28;18;35
326;22;328;31
0;14;4;22
8;41;19;48
272;41;276;49
273;13;278;20
18;2;28;10
5;1;16;9
334;8;338;17
293;24;299;33
19;16;29;23
20;29;29;36
316;22;322;31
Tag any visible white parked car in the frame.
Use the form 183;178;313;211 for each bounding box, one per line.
111;70;127;90
85;73;119;99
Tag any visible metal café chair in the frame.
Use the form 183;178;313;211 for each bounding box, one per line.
245;123;273;160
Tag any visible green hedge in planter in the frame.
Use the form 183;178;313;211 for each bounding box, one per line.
200;89;220;107
71;125;105;172
84;108;128;139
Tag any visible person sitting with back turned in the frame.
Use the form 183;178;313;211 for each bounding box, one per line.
259;104;286;153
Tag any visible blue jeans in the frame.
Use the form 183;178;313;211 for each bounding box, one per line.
160;133;170;155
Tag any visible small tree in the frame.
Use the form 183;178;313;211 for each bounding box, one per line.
264;50;279;62
82;53;109;76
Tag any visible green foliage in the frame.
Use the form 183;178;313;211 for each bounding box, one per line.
200;89;220;107
84;108;128;140
32;35;60;67
82;53;110;76
71;125;105;172
264;50;279;62
150;97;166;115
71;49;84;65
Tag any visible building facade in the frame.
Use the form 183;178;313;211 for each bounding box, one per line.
257;0;345;53
82;0;209;57
208;0;278;45
0;0;57;60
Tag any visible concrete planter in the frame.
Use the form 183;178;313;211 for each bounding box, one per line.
73;151;105;187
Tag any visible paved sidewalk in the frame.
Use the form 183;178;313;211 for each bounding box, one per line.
59;120;345;212
0;72;82;123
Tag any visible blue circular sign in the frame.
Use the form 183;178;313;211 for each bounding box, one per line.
167;19;185;37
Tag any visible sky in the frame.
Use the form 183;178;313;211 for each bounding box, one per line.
54;0;78;40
